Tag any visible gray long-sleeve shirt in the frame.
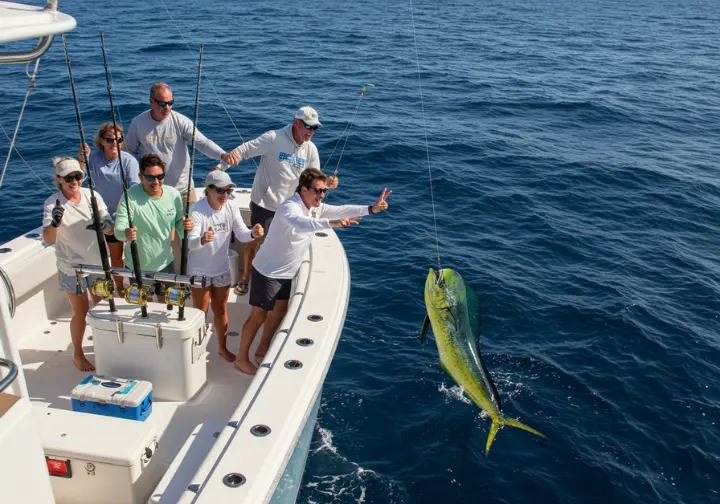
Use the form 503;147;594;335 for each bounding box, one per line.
125;110;225;193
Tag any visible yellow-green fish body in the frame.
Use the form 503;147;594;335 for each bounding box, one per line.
422;268;545;455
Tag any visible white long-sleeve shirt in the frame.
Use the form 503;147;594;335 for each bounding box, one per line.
224;125;320;212
187;198;253;277
253;193;368;279
125;110;225;193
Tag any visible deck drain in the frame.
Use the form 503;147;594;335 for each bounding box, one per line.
250;424;271;437
307;314;323;322
296;338;314;346
223;473;246;488
187;484;200;493
26;233;40;239
314;232;328;237
43;330;50;334
0;248;11;254
284;360;303;370
228;331;239;337
213;432;220;438
51;321;57;325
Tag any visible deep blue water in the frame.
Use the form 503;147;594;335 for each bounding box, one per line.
2;0;720;502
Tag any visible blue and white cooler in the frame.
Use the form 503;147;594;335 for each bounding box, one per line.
71;375;153;421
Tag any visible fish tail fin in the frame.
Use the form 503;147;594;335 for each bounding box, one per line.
504;417;547;439
485;417;546;456
485;418;502;456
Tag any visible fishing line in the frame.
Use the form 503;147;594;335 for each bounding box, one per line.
410;0;442;269
325;84;375;176
156;0;259;170
0;123;55;193
0;59;40;189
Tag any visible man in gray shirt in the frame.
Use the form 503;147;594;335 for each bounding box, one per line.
124;82;239;201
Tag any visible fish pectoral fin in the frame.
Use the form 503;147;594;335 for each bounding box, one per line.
419;315;430;344
504;417;546;439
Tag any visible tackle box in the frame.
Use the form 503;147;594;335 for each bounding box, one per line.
71;375;153;421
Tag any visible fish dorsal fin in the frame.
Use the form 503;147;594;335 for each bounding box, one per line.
419;315;430;343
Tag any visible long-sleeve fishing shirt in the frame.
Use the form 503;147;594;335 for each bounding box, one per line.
252;193;368;279
124;110;225;194
223;125;320;212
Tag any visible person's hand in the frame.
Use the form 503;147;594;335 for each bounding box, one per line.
201;226;214;245
327;175;339;189
77;143;91;164
182;217;194;231
221;149;240;166
251;223;264;239
330;216;362;228
50;199;64;228
101;219;114;235
124;226;137;241
371;187;392;214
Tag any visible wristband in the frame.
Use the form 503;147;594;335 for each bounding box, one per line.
368;205;375;215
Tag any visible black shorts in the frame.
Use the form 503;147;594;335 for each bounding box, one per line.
250;201;276;237
105;233;120;244
249;266;292;311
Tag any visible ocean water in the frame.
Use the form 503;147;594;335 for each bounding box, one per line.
1;0;719;502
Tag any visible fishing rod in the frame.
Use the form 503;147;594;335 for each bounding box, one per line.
61;35;116;312
178;43;204;321
100;32;148;318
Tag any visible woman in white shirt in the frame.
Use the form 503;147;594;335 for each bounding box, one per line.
42;157;113;372
187;171;263;362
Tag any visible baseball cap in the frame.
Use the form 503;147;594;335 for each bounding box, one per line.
294;106;322;128
54;158;83;178
204;170;236;189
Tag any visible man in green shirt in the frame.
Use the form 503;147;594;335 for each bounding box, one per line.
114;153;193;302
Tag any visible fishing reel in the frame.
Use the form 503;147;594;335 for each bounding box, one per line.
90;278;115;300
165;285;191;308
125;284;153;307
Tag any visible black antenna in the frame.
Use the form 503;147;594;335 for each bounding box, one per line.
100;32;148;318
178;43;204;321
62;35;116;312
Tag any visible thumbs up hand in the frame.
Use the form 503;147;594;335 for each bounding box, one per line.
50;199;65;228
201;226;215;245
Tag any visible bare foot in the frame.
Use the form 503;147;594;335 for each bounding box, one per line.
73;354;96;372
234;359;257;375
218;347;237;362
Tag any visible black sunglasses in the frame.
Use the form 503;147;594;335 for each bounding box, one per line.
153;98;175;107
311;187;329;194
103;136;124;144
302;120;319;131
211;186;234;195
62;172;84;183
142;173;166;182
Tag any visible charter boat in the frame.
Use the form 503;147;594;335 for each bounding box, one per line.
0;2;350;502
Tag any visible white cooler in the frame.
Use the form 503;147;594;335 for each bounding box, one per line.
88;299;209;401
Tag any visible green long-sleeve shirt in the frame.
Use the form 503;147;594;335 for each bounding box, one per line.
114;184;184;272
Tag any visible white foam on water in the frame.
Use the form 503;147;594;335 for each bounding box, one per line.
438;383;472;404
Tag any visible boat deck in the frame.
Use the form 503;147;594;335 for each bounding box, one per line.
19;290;260;469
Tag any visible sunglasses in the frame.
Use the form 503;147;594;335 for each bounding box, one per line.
211;186;234;195
62;172;84;183
153;98;175;108
103;136;124;144
142;173;166;182
302;121;319;131
310;187;329;194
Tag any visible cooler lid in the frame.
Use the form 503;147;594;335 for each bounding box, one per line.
32;406;157;467
88;298;205;340
71;375;152;408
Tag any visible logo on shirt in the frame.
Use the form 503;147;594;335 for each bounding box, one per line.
278;152;307;170
146;134;175;143
213;222;229;234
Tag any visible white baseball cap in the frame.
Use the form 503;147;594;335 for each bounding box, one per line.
204;170;236;189
294;106;322;128
54;158;83;178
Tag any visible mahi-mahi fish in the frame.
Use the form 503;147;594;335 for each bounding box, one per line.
421;268;546;455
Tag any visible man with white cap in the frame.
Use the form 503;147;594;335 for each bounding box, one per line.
222;106;339;295
187;170;264;361
42;156;114;371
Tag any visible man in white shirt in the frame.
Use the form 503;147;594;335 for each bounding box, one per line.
187;171;263;361
223;106;338;295
124;82;239;201
234;168;391;375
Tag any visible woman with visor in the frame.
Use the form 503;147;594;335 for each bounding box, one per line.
78;123;140;296
42;157;114;371
187;171;264;362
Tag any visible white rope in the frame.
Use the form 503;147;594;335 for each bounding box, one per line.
157;0;258;169
0;122;55;193
410;0;442;268
0;59;41;189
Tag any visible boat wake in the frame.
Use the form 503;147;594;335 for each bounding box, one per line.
301;425;408;503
